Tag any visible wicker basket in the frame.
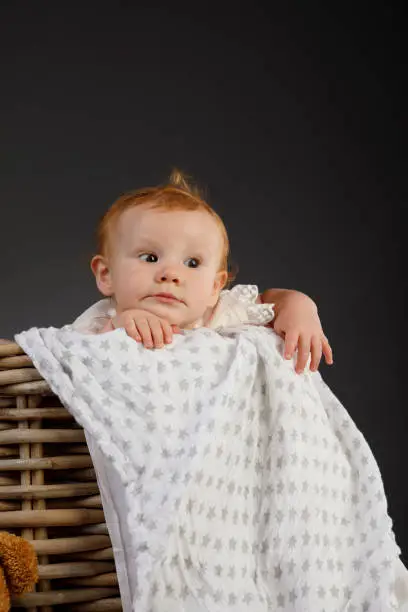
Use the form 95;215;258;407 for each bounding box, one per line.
0;340;122;611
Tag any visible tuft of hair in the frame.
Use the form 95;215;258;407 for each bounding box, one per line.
168;168;205;199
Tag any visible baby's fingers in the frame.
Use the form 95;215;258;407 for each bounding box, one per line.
123;320;142;342
309;336;323;372
145;318;164;348
283;330;299;360
322;335;334;365
162;320;175;345
135;319;154;348
295;335;311;374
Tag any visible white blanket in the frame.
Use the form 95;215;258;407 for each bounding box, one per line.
16;323;407;611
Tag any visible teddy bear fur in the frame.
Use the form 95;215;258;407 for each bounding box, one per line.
0;532;38;612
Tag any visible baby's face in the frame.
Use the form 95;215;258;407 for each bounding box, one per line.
94;204;227;329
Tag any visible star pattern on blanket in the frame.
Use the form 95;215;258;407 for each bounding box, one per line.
16;324;402;611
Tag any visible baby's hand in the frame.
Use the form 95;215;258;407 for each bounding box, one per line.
105;309;181;349
270;293;333;374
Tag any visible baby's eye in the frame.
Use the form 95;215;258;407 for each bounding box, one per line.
185;257;201;268
139;253;158;263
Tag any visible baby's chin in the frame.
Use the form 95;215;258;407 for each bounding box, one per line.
114;297;205;329
142;300;205;330
132;299;186;325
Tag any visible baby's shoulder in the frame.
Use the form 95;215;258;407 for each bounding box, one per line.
209;284;274;329
71;299;114;334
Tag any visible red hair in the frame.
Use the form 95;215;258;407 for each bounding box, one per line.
95;169;237;286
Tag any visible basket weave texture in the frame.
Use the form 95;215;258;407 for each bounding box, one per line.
0;340;122;611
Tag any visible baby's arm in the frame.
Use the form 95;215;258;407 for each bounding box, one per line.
259;288;333;373
257;288;311;314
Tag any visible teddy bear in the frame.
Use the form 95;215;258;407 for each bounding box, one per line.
0;531;38;612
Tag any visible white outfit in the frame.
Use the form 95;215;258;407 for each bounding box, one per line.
15;285;408;611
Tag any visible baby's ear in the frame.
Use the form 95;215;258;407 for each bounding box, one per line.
90;255;113;297
216;270;228;291
209;270;228;306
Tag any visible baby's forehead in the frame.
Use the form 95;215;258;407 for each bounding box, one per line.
119;205;222;245
128;204;214;224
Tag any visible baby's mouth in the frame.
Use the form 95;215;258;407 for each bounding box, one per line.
148;293;185;305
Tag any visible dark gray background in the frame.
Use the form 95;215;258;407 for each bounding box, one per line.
1;4;406;559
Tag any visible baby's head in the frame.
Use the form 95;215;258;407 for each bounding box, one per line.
91;170;235;329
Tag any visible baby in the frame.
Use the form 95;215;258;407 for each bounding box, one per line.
73;170;333;373
15;170;407;610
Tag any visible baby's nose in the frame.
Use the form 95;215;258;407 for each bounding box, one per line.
160;273;180;283
156;265;182;283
